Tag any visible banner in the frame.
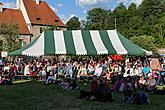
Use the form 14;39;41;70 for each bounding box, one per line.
1;52;8;57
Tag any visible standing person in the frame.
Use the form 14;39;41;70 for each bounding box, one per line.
150;56;161;80
45;63;51;80
113;63;122;75
134;64;141;76
78;64;87;80
102;60;108;75
150;56;160;71
24;62;31;79
105;68;113;81
68;63;73;79
94;63;103;78
4;63;10;75
41;68;47;84
87;63;95;75
17;63;24;75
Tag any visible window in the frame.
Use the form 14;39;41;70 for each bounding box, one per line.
36;17;41;21
55;20;59;23
40;27;43;33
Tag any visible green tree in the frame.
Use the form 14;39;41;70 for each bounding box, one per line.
44;24;57;31
85;8;110;30
82;0;165;49
128;3;137;16
66;16;81;30
111;3;129;36
0;23;20;52
139;0;163;18
138;0;163;35
130;35;158;53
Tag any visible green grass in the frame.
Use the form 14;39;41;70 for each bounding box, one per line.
0;81;165;110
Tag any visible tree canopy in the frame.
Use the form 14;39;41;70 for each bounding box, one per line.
66;0;165;53
66;16;81;30
0;23;20;52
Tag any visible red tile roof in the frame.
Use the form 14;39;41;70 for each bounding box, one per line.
0;8;31;35
23;0;66;27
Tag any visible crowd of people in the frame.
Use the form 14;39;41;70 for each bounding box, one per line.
0;55;165;104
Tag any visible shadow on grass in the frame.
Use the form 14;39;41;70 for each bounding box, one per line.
0;80;165;110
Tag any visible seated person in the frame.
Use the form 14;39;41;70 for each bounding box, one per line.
45;72;56;84
139;75;146;88
68;79;79;90
0;76;13;85
40;68;47;84
59;79;70;90
157;64;165;85
111;78;122;92
96;78;112;102
131;92;150;104
123;86;133;103
142;63;150;76
79;76;112;102
79;75;98;99
146;74;156;91
119;79;125;92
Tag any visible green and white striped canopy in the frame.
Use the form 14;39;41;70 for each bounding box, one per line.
9;30;151;56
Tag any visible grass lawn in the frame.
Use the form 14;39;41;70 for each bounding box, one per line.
0;81;165;110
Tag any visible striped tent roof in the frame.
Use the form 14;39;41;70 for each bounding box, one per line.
9;30;150;56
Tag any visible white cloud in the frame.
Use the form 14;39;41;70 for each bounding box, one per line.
76;0;142;10
2;2;15;8
131;0;142;5
117;0;131;6
117;0;142;6
57;3;63;7
76;0;111;9
117;0;129;4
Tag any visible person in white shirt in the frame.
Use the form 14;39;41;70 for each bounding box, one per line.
94;63;103;77
87;63;94;75
24;63;30;76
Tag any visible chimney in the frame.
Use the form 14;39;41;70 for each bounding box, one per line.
36;0;44;5
0;2;3;12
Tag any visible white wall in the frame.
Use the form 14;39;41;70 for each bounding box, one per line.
0;4;3;12
19;35;31;44
19;0;31;31
16;0;20;9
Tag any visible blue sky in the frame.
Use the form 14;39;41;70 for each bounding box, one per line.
0;0;142;23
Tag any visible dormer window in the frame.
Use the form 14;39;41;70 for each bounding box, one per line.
55;20;59;23
36;17;41;21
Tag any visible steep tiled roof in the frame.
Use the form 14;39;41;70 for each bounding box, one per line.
0;8;31;35
23;0;66;27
